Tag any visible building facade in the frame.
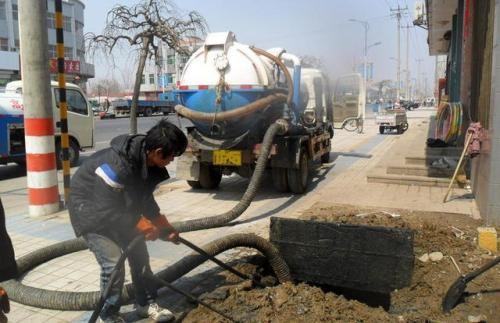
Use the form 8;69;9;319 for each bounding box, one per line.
425;0;500;224
0;0;94;89
140;36;203;98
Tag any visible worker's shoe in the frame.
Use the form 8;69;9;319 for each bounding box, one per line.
136;303;175;322
99;313;125;323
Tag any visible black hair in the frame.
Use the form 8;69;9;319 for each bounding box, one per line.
145;119;187;158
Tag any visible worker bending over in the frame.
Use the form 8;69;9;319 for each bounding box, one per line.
69;119;187;323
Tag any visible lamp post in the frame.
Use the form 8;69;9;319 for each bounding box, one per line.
389;56;400;101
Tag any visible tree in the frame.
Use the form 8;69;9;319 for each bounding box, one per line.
87;0;207;134
300;55;324;69
89;78;122;97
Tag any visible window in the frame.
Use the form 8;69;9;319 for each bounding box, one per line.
47;13;55;29
55;89;88;115
141;74;145;84
11;4;17;20
63;16;72;32
0;1;6;20
64;47;73;59
149;74;154;84
76;49;85;60
14;39;19;50
0;38;8;51
167;55;175;65
75;21;84;33
48;45;56;58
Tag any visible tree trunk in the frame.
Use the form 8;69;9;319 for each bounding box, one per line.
130;36;150;134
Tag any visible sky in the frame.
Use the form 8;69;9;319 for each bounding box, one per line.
83;0;435;94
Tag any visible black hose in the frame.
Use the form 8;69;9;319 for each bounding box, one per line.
4;121;290;310
171;121;286;233
3;233;291;310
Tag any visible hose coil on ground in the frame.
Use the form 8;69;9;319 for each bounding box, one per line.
2;234;291;310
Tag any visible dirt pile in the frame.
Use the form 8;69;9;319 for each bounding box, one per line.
183;204;500;323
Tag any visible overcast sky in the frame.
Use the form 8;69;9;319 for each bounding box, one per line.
84;0;435;92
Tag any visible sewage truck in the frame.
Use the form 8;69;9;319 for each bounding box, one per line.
174;32;334;193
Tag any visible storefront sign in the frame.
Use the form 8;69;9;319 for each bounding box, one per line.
49;59;81;73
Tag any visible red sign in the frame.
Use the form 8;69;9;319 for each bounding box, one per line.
49;59;81;74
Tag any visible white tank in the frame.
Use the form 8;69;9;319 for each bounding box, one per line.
181;31;277;88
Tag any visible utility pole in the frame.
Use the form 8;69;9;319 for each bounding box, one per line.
391;5;407;102
19;0;60;215
402;24;411;99
415;58;423;100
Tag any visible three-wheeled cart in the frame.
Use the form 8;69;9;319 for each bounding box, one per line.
376;108;409;134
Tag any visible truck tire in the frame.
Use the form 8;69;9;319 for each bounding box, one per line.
321;152;330;163
287;148;309;194
379;126;385;134
56;139;80;169
188;164;222;190
144;107;153;117
272;167;289;192
187;180;202;189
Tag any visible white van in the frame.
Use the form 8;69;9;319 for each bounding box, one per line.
1;80;94;166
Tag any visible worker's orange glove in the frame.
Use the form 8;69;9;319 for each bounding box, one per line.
0;287;10;314
152;214;179;244
135;216;159;241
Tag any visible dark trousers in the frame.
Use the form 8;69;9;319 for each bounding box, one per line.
83;231;157;318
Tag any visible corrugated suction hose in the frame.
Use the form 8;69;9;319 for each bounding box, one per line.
172;121;286;232
2;233;290;310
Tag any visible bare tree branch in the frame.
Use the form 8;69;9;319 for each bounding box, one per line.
86;0;207;134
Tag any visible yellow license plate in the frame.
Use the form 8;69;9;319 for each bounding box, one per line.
213;150;242;166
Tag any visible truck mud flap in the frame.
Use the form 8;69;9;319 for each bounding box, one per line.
176;153;200;180
270;217;414;293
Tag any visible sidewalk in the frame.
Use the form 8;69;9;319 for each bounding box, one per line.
1;109;480;322
284;108;479;219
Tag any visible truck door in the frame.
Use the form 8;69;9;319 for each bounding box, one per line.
332;73;365;129
53;87;94;149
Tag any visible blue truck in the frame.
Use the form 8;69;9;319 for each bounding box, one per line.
111;92;177;118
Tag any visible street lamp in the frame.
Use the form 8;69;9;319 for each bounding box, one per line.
389;57;401;99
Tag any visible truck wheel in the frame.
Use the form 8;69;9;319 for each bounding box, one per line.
144;107;153;117
56;139;80;169
199;164;222;189
379;126;385;134
187;180;202;189
321;151;330;163
287;148;309;194
272;167;289;192
400;122;409;132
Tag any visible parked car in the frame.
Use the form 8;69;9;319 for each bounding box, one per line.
400;100;420;110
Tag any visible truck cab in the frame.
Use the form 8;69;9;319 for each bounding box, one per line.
0;80;94;166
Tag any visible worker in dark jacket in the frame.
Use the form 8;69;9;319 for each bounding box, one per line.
0;197;18;321
69;119;187;323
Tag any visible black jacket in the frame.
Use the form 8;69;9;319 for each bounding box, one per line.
0;198;18;281
68;134;169;237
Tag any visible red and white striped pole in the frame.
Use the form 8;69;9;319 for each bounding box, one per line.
19;0;60;216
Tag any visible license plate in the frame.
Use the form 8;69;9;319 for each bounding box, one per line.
213;150;242;166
